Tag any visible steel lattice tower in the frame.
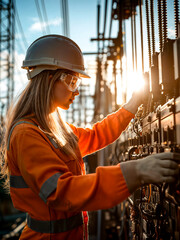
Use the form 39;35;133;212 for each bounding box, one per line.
0;0;15;120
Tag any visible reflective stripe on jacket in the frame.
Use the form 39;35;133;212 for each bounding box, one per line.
7;107;134;240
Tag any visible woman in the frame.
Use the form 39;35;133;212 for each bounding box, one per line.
1;35;179;240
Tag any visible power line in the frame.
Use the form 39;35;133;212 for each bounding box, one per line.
15;34;26;54
34;0;46;35
60;0;70;37
14;0;29;50
41;0;50;34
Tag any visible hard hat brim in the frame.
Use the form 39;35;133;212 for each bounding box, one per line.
22;64;90;80
22;35;91;79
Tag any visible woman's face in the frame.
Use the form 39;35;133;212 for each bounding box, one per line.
52;73;79;111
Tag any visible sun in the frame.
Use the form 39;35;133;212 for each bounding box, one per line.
127;71;145;96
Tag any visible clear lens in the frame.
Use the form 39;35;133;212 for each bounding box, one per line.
60;73;81;92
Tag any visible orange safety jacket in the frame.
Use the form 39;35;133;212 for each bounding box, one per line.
7;107;134;240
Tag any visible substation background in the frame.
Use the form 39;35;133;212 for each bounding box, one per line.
0;0;180;239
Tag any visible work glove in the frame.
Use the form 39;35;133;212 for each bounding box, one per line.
123;91;144;114
120;152;180;194
123;76;151;115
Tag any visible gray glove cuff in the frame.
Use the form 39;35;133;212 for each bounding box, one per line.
123;98;140;115
120;161;141;194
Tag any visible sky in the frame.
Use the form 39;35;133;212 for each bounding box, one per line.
15;0;98;54
1;0;179;108
14;0;101;95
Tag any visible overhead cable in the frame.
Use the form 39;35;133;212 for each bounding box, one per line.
14;1;28;50
60;0;70;37
41;0;50;34
34;0;46;35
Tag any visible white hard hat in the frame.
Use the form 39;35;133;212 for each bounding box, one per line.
22;35;90;79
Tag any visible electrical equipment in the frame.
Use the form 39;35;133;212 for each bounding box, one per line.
149;53;161;106
158;40;175;102
108;97;180;239
107;59;180;238
176;97;180;146
105;23;180;238
91;0;180;239
173;25;180;97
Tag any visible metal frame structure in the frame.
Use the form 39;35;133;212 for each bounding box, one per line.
0;0;15;121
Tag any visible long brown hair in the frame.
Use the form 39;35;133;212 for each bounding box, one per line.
0;69;78;190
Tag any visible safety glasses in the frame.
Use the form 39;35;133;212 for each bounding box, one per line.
59;73;81;92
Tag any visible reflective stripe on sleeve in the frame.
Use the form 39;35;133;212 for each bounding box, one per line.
39;172;63;203
27;212;83;233
10;175;29;188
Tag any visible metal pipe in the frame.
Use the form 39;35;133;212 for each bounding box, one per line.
65;0;70;37
139;0;144;73
95;3;102;118
145;0;151;67
11;0;15;102
108;0;113;39
61;0;70;37
131;0;134;70
118;0;124;104
150;0;155;55
97;3;100;53
113;59;117;108
133;1;137;71
103;0;108;49
123;20;127;103
118;0;123;58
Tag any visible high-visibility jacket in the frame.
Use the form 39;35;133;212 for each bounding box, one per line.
7;107;134;240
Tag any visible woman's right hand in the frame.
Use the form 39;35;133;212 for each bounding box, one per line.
136;152;179;185
120;152;180;193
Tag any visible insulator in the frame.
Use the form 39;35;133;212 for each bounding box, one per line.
174;0;179;38
162;0;168;47
158;0;163;51
150;0;155;55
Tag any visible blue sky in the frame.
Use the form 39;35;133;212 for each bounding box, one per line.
15;0;98;54
0;0;177;119
14;0;101;94
15;0;179;68
13;0;179;100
